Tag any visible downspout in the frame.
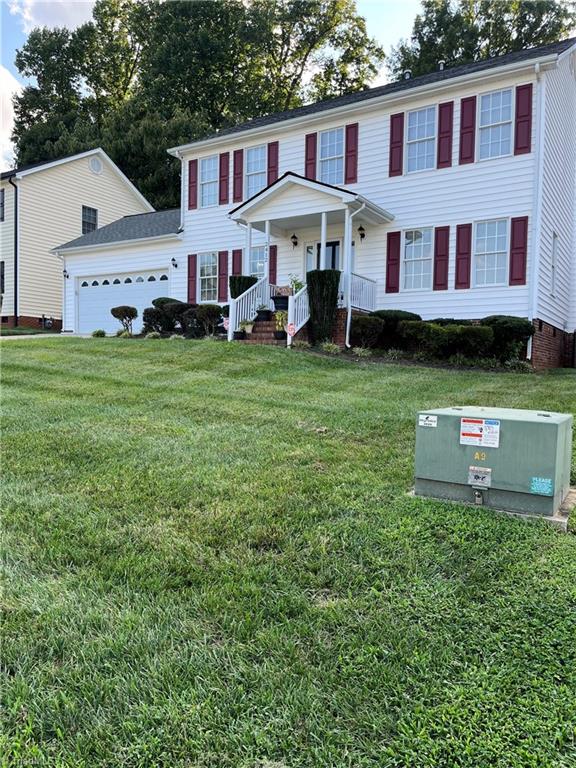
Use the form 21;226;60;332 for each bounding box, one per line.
345;202;366;347
8;177;18;325
527;61;545;360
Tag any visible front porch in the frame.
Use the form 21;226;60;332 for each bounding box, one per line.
227;172;393;346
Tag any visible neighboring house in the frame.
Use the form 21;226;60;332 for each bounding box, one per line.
0;149;153;330
56;39;576;367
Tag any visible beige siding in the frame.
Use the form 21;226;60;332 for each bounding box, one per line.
0;181;15;316
18;156;150;319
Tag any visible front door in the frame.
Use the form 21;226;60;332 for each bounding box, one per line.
306;241;341;272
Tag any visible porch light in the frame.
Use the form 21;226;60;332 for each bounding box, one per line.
290;233;298;248
63;269;69;279
357;225;366;242
171;257;178;268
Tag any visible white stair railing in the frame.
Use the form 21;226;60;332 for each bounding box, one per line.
287;285;309;347
350;272;377;311
227;276;269;341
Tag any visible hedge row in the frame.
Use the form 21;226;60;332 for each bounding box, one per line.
142;297;225;337
350;311;534;362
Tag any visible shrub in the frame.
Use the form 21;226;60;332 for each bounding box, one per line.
370;309;421;348
398;320;440;352
480;315;535;361
504;358;533;373
320;341;341;355
196;304;222;336
429;317;473;326
350;315;383;348
145;331;161;339
436;325;494;358
381;348;404;361
291;340;311;350
111;305;137;334
118;330;131;338
352;346;372;358
152;297;182;309
169;334;182;340
142;307;165;334
307;269;341;343
91;329;106;338
164;301;197;332
229;275;257;299
182;308;203;338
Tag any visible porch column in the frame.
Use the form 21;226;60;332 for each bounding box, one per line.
343;207;351;308
245;222;252;273
265;220;271;283
319;211;327;269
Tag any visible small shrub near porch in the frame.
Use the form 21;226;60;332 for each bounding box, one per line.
306;269;341;344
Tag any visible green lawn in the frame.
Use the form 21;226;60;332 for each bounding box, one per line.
2;338;576;768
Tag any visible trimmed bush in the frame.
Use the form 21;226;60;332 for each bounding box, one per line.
307;269;341;343
152;297;182;309
370;309;421;348
164;301;197;332
480;315;535;361
229;275;257;299
196;304;222;336
145;331;161;339
182;308;203;338
111;305;137;334
436;325;494;358
429;317;473;327
350;315;384;348
91;329;106;338
142;307;165;334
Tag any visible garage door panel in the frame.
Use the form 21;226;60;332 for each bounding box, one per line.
78;270;170;334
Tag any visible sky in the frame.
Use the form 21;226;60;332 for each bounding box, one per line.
0;0;422;168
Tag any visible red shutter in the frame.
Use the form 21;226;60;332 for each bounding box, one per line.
305;133;317;180
386;232;401;293
459;96;476;164
233;149;243;202
389;114;404;177
345;123;359;184
232;248;243;275
188;159;198;210
267;141;279;186
514;84;533;155
219;152;229;205
218;250;228;301
187;254;197;302
437;101;454;169
455;224;472;289
268;245;277;284
433;226;450;290
509;216;528;285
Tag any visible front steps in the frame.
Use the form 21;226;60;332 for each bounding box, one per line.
238;319;287;346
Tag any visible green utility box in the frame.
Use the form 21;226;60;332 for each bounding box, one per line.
415;407;573;517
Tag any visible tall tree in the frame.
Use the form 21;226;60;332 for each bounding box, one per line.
388;0;576;79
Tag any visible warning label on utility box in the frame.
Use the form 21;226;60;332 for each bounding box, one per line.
460;418;500;448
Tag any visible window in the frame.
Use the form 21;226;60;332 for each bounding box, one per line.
551;233;558;296
479;89;512;160
0;189;4;222
0;261;4;294
113;278;121;284
319;127;344;185
249;246;267;279
82;206;98;234
403;229;433;290
160;274;168;281
406;107;436;172
91;280;99;286
198;252;218;302
147;275;156;282
474;219;508;286
200;155;218;207
136;276;144;283
124;277;132;284
102;279;110;285
81;280;89;287
245;146;267;198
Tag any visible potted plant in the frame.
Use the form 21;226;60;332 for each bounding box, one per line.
240;319;254;335
272;275;305;311
256;304;272;321
233;328;246;340
274;311;288;340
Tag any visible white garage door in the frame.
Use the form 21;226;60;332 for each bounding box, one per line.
77;270;170;334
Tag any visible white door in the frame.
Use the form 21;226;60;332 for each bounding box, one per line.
77;269;170;334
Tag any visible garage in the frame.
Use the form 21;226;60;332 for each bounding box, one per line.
77;269;169;334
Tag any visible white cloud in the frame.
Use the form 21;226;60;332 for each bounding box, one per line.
0;65;23;168
8;0;95;34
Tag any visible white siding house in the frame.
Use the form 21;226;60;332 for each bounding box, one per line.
56;38;576;367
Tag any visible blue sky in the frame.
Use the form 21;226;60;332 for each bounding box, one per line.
0;0;421;166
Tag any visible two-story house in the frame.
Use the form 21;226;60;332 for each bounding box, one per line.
55;39;576;368
0;148;153;330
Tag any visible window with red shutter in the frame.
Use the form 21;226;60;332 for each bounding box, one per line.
455;224;472;288
233;149;243;202
433;226;450;290
268;245;277;284
459;97;476;164
219;153;229;205
267;142;279;186
437;102;453;168
218;250;229;301
509;216;528;285
188;160;198;210
386;232;401;292
345;123;358;183
188;254;197;302
232;248;243;275
305;133;317;180
514;84;533;155
389;114;404;177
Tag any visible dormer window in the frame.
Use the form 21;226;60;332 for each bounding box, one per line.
319;127;344;185
406;107;436;172
479;89;512;159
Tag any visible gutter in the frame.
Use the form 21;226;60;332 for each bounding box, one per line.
8;177;18;324
345;203;366;348
52;231;181;257
167;54;560;156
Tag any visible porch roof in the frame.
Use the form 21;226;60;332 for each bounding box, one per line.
228;172;394;234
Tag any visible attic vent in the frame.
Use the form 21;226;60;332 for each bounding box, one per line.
89;156;103;175
403;69;412;80
438;60;446;71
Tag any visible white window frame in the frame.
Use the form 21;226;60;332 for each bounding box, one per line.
472;217;510;288
197;251;218;302
550;232;558;297
249;245;268;279
318;127;345;186
82;205;98;234
400;227;434;292
199;155;218;208
245;145;267;199
405;106;437;174
477;88;514;162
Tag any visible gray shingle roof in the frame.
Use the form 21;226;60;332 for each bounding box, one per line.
186;37;575;145
57;209;181;251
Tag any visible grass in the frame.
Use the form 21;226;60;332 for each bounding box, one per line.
2;337;576;768
0;326;58;336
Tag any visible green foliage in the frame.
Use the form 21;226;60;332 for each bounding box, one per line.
274;311;288;332
350;315;383;348
307;269;341;343
430;317;473;326
145;331;161;339
152;296;182;309
398;319;439;351
291;339;311;350
164;301;196;333
142;306;168;334
229;275;258;299
320;340;341;355
399;320;494;359
91;329;106;337
371;309;422;348
117;330;131;338
110;305;137;333
388;0;576;79
196;304;222;336
352;346;372;358
480;315;535;362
